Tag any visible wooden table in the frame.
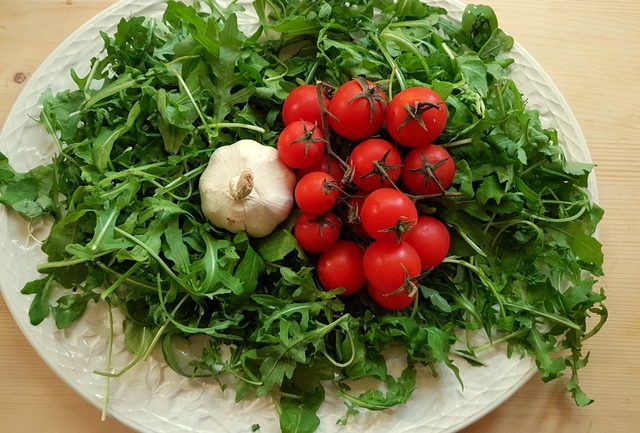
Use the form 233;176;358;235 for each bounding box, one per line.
1;1;638;432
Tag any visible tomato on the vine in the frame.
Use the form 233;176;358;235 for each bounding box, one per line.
348;139;402;192
401;144;455;195
404;216;451;270
363;241;421;310
282;84;330;127
297;154;346;186
318;240;366;295
360;188;418;242
328;78;387;140
277;120;325;169
295;171;339;214
386;87;448;147
294;212;341;253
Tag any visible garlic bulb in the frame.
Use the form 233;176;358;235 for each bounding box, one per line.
199;139;296;238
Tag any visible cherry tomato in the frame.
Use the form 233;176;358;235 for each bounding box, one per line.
328;78;387;140
401;144;455;195
295;171;339;214
297;154;346;185
294;212;341;253
282;84;330;127
318;240;366;295
404;216;451;270
360;188;417;242
363;241;421;310
386;87;448;147
277;120;325;169
348;139;402;192
367;284;414;310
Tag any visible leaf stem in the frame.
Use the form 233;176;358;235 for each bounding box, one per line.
98;161;166;187
170;67;211;136
441;42;455;60
369;32;406;90
490;219;544;247
443;257;506;319
583;303;608;341
37;249;115;271
452;226;488;258
97;262;156;292
93;296;188;378
472;329;528;352
443;138;473;148
196;122;266;133
381;29;431;79
100;301;114;420
321;327;355;368
503;301;582;330
114;227;193;293
100;262;142;300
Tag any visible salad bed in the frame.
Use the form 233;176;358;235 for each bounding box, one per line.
0;1;605;432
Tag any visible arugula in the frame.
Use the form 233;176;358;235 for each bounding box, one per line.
0;0;605;431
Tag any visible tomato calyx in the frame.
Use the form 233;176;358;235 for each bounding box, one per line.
359;148;402;188
408;152;452;193
350;76;388;123
291;122;327;156
308;213;337;235
378;216;416;243
321;178;343;195
398;101;445;133
384;264;419;297
347;203;360;224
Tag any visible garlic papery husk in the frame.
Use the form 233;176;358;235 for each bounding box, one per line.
199;139;296;238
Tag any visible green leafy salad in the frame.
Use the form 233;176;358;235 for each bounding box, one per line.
0;0;606;431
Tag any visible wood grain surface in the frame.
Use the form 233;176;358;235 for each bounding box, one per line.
1;1;639;432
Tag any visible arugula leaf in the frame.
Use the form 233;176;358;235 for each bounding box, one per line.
456;53;489;97
20;276;54;325
0;153;54;218
337;365;416;410
461;4;498;50
279;383;324;433
256;229;300;262
234;245;265;296
52;292;97;329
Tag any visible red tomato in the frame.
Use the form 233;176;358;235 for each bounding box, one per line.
348;139;402;192
401;144;455;195
360;188;418;242
363;241;421;310
294;212;341;253
282;84;330;127
328;78;387;140
318;240;366;295
404;216;451;270
295;171;339;214
367;284;414;310
277;120;325;169
386;87;448;147
297;154;346;185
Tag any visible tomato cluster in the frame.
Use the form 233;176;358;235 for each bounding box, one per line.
277;79;454;310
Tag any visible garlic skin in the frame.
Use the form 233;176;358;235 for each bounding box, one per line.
199;139;296;238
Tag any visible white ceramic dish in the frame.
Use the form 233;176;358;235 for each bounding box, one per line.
0;1;596;432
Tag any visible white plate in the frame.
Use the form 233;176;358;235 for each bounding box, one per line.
0;1;596;432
